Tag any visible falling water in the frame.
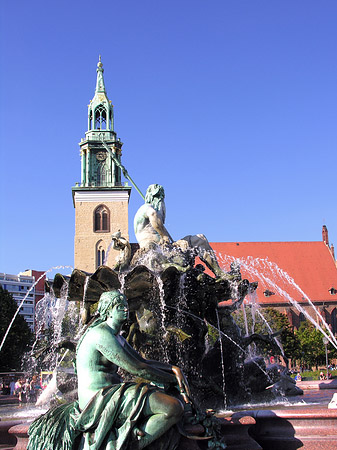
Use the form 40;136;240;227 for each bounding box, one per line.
80;276;90;325
241;302;254;359
119;272;127;293
28;286;80;373
82;276;90;303
255;308;285;358
166;305;271;379
103;241;114;266
151;274;168;335
248;290;258;335
241;303;249;337
173;273;189;370
177;273;188;320
216;309;227;408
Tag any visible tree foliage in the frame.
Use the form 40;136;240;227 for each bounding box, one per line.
295;321;327;369
0;286;34;371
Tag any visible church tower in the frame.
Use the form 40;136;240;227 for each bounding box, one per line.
72;57;131;272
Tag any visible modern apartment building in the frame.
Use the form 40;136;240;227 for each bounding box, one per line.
0;272;36;331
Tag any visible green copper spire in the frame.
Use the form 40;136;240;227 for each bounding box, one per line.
95;55;107;93
76;57;126;189
87;56;114;134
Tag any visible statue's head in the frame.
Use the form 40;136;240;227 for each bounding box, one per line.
98;290;128;321
145;184;165;205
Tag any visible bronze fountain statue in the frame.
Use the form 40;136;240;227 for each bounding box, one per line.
29;290;225;449
28;184;299;449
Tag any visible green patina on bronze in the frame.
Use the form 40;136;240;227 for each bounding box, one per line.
28;291;215;450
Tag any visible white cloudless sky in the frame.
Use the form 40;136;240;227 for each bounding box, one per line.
1;0;336;276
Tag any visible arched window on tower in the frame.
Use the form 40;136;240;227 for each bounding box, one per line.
96;241;106;268
95;105;107;130
94;205;110;232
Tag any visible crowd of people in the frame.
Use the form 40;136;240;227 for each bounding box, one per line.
5;375;42;404
291;364;336;382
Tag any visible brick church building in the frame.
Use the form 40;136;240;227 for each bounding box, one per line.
211;225;337;334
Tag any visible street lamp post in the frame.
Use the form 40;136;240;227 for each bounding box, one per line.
323;336;329;380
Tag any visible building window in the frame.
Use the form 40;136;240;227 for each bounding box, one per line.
96;241;106;268
263;290;275;297
299;312;306;323
94;205;110;232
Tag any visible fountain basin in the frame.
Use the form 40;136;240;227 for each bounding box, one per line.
4;416;259;450
5;407;337;449
296;378;337;391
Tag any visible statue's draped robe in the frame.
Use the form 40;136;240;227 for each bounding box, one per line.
27;382;180;450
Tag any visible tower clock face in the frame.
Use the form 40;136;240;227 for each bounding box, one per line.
96;151;107;161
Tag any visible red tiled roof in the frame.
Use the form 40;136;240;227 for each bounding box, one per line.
208;241;337;306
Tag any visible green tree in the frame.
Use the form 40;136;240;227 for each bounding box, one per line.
0;286;34;371
296;321;327;369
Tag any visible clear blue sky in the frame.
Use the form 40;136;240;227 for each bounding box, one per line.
1;0;336;277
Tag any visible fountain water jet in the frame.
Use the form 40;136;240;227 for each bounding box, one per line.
217;253;337;349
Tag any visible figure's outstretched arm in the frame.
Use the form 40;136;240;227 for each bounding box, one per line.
97;334;176;385
120;336;172;368
121;337;191;402
120;337;184;374
107;335;190;400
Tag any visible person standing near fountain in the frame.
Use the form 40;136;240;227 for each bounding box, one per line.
134;184;239;281
28;290;190;450
28;374;42;403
